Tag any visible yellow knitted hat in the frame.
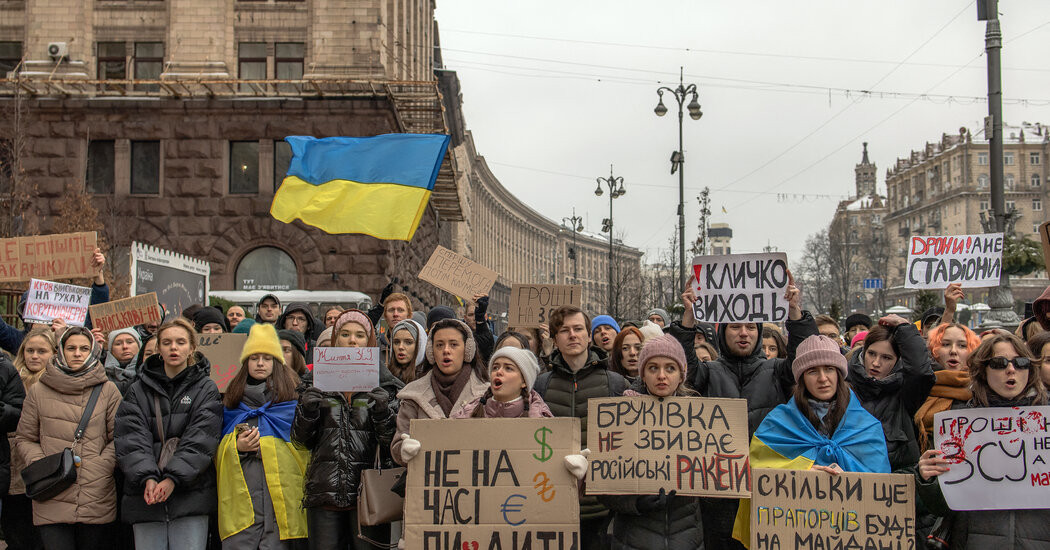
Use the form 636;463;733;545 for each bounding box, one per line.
240;323;286;365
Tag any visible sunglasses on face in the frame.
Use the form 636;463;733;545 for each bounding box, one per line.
987;356;1033;370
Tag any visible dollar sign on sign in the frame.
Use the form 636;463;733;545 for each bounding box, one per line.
533;427;553;462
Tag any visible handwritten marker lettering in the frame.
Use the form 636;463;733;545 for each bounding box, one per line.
500;494;526;526
533;427;553;462
532;471;556;502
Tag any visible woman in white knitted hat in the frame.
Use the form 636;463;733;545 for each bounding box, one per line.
453;347;552;419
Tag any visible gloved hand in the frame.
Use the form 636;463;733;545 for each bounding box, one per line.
380;282;396;304
367;387;390;413
299;387;326;416
563;448;590;480
400;433;421;463
636;488;676;513
474;295;489;323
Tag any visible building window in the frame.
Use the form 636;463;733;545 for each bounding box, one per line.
978;174;988;188
1006;200;1016;212
1005;152;1015;165
131;141;160;194
1006;173;1015;189
97;42;126;79
86;140;115;194
1034;199;1043;212
980;200;989;211
1033;173;1042;187
134;42;163;91
978;152;989;165
238;43;267;80
0;139;12;195
1036;223;1041;234
1031;152;1041;165
275;43;304;79
0;42;22;75
230;141;259;194
274;140;292;191
235;247;297;291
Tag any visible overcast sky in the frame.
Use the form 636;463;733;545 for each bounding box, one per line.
432;0;1050;266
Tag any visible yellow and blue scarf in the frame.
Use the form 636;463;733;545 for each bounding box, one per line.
216;400;310;541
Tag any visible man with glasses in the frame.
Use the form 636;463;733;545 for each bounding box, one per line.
277;302;319;352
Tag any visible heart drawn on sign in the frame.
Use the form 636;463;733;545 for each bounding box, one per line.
461;542;479;550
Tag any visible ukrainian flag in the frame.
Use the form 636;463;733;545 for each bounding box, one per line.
216;400;311;541
731;393;889;548
270;133;451;240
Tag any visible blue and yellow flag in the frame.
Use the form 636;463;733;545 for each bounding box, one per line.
270;133;451;240
216;400;310;541
732;392;889;548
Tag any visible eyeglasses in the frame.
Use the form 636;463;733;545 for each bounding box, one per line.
987;356;1033;370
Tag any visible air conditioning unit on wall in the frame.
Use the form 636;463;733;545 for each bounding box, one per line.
47;42;68;59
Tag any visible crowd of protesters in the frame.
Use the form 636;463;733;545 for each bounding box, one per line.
0;249;1047;550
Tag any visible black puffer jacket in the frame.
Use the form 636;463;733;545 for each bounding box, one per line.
0;355;25;495
534;347;628;520
917;395;1050;550
846;323;935;471
689;312;817;435
115;353;223;523
291;387;398;509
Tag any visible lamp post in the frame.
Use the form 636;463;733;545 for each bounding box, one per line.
654;67;702;292
595;165;626;318
561;209;584;284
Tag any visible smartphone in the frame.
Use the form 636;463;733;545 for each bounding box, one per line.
235;423;251;434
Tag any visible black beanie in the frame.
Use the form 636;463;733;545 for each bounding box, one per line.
278;329;307;361
193;306;229;333
426;306;457;331
843;313;873;332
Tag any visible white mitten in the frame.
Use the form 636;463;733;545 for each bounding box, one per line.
564;448;590;480
400;433;421;463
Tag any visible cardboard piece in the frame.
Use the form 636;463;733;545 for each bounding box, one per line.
690;252;790;323
1039;221;1050;277
197;333;248;392
933;405;1050;510
905;233;1003;289
89;293;161;333
405;417;580;550
418;245;498;299
0;232;97;283
749;468;915;550
22;278;91;326
508;284;582;328
311;347;380;393
586;396;751;497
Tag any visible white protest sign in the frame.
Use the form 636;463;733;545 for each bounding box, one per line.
933;405;1050;510
23;278;91;326
690;253;789;323
312;347;380;393
906;233;1003;289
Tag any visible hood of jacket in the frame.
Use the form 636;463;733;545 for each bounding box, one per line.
275;302;316;337
716;322;766;364
39;359;108;394
1035;286;1050;331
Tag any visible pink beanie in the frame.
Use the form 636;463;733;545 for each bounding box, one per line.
636;334;687;373
850;330;869;349
334;309;373;336
792;334;848;382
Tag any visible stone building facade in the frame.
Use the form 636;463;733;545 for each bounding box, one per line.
829;143;889;312
884;122;1050;307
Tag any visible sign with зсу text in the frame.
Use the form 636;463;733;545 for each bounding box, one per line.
198;333;248;392
312;347;380;393
748;468;915;550
23;278;91;327
418;245;498;300
586;396;751;497
0;232;97;283
906;233;1003;289
89;292;161;333
933;405;1050;510
690;252;789;323
508;284;582;327
405;417;580;550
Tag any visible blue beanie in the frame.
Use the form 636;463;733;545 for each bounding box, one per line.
591;315;621;335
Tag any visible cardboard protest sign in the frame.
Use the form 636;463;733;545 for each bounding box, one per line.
933;405;1050;510
749;468;915;550
311;347;380;393
690;252;789;323
1039;221;1050;277
0;232;97;283
197;333;247;392
586;396;751;497
89;293;161;333
508;284;582;327
22;279;91;326
405;417;580;550
906;233;1003;289
418;245;498;299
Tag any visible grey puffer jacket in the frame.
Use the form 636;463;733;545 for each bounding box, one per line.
846;323;935;472
689;312;817;435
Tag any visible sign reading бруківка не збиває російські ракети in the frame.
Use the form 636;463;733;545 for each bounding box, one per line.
691;253;790;324
906;233;1003;289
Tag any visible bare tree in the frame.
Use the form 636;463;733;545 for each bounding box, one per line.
796;229;835;314
828;217;862;314
0;84;35;239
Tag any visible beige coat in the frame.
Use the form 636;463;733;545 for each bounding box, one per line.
14;362;122;526
391;369;488;466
